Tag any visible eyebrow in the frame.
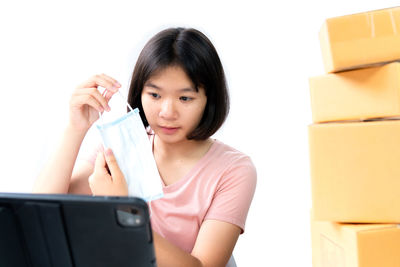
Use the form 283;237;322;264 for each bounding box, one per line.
144;82;198;93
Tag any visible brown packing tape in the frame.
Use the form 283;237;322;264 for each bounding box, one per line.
327;8;399;41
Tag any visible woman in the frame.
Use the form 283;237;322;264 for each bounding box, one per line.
34;27;256;267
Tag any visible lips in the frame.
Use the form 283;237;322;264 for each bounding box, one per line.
159;126;180;135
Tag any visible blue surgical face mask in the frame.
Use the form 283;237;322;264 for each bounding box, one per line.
96;92;163;202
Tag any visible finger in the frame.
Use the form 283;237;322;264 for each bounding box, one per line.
99;89;115;106
104;148;124;181
88;173;97;188
77;74;121;92
104;90;115;102
73;87;111;112
77;74;121;93
98;73;121;88
94;151;106;171
93;152;109;177
101;74;122;91
72;94;105;113
88;153;105;189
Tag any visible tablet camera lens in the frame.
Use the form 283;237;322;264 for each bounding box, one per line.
116;209;143;227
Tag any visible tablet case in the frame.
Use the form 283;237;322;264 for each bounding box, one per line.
0;193;156;267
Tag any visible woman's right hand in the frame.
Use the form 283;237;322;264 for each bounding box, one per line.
69;74;121;132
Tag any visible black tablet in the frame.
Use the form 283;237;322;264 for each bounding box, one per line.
0;193;156;267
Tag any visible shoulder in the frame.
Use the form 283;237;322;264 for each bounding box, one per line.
210;140;257;186
211;140;256;171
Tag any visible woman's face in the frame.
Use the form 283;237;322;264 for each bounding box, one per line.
141;66;207;144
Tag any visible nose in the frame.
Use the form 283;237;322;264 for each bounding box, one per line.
159;99;177;120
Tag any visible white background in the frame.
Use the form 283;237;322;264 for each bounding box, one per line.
0;1;398;266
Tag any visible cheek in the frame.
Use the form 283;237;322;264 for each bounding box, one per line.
141;96;154;120
187;102;207;125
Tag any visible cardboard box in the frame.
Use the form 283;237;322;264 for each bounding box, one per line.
310;62;400;123
311;220;400;267
309;120;400;222
320;7;400;73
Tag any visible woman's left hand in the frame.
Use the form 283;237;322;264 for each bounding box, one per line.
88;148;129;196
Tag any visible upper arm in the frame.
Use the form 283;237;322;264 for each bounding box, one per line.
68;160;94;195
191;157;257;266
191;220;241;267
205;157;257;233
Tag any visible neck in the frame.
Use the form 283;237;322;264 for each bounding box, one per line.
154;135;212;160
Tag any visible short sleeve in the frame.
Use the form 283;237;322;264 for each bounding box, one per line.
204;156;257;233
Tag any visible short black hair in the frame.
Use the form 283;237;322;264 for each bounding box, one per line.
127;27;229;140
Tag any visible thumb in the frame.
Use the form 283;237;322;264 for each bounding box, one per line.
104;148;124;180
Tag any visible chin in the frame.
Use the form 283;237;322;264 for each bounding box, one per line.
158;132;189;144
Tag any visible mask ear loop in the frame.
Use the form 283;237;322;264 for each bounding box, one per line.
116;90;134;112
98;89;135;123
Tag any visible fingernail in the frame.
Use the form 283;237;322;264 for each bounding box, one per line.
115;82;121;87
105;148;113;156
106;105;111;112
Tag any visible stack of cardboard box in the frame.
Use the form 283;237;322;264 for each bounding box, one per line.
308;7;400;267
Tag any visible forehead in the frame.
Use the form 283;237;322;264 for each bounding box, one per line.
146;66;194;87
144;65;203;93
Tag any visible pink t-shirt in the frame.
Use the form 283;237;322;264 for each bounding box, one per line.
149;139;257;253
83;137;257;253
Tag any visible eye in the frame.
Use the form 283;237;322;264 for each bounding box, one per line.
180;96;193;102
149;93;160;99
